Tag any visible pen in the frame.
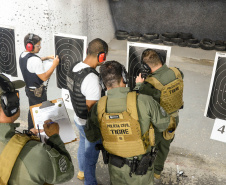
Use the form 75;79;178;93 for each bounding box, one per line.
37;124;41;142
48;122;55;124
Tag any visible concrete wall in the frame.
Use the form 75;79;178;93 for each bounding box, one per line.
109;0;226;41
0;0;114;79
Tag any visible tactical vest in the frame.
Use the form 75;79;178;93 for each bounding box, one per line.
145;67;184;114
97;91;154;158
67;63;99;119
0;134;40;185
19;53;43;87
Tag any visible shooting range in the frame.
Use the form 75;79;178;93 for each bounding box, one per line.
0;0;226;184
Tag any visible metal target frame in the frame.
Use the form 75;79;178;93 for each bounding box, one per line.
126;42;171;90
204;52;226;120
54;33;87;89
0;25;17;76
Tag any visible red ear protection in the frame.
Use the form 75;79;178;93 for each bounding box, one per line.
97;52;106;63
26;33;34;52
26;43;34;52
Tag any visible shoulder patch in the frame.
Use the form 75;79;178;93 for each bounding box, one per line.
59;156;67;173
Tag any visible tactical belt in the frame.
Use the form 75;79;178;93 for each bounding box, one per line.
109;148;158;177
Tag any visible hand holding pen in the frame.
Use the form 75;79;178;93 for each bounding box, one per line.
43;119;60;137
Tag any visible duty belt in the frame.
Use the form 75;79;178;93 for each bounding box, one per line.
109;147;158;177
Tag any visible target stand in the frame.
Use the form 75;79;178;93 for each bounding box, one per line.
54;33;87;89
126;42;171;90
205;52;226;120
0;26;17;76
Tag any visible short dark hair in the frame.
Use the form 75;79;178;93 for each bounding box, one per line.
100;60;124;88
24;33;42;48
87;38;108;57
142;49;162;67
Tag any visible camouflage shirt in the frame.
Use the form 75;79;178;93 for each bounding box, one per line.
0;123;74;185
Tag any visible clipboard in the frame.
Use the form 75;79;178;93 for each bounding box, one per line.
30;98;77;144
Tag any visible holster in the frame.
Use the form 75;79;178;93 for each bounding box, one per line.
95;144;109;164
135;148;158;175
109;154;125;168
163;113;177;140
29;84;46;98
135;153;152;175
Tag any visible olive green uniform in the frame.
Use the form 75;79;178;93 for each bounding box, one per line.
0;123;74;185
85;87;170;185
134;64;184;175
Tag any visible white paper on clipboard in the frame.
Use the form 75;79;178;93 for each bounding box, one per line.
30;98;77;144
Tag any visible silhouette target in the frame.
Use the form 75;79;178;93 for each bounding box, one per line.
206;57;226;120
128;45;167;90
55;35;84;89
0;27;17;76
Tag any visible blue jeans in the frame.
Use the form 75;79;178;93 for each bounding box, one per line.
75;121;102;185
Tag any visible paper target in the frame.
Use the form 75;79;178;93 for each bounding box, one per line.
127;42;171;90
0;26;17;76
54;34;87;89
205;53;226;120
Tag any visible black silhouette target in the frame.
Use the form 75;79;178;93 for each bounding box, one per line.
206;57;226;120
128;45;168;90
55;35;85;89
0;27;17;76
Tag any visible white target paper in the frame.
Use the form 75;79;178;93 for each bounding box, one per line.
54;33;87;89
54;33;87;110
126;42;171;90
0;25;17;76
204;52;226;120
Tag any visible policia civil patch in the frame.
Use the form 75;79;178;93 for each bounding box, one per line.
106;114;132;138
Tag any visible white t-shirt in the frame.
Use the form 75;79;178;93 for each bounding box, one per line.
21;52;45;75
73;62;101;125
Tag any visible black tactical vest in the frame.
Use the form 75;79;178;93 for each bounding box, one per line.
67;63;99;119
19;53;43;88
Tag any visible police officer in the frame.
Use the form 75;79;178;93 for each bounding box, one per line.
85;60;170;185
135;49;184;179
19;33;59;134
0;74;74;184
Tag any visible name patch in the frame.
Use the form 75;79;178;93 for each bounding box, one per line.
107;122;132;135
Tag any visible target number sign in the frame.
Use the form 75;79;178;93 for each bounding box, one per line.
62;89;73;110
210;118;226;143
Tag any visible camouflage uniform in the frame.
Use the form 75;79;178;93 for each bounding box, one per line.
0;123;74;185
134;64;184;175
85;87;170;185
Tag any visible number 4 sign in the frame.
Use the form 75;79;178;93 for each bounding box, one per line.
210;118;226;143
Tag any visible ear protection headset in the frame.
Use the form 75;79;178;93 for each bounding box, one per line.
0;75;20;117
99;63;128;91
26;33;34;52
140;49;164;73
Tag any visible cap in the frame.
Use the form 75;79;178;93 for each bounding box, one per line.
0;74;25;97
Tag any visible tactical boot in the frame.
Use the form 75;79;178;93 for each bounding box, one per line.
154;173;161;179
77;171;84;180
